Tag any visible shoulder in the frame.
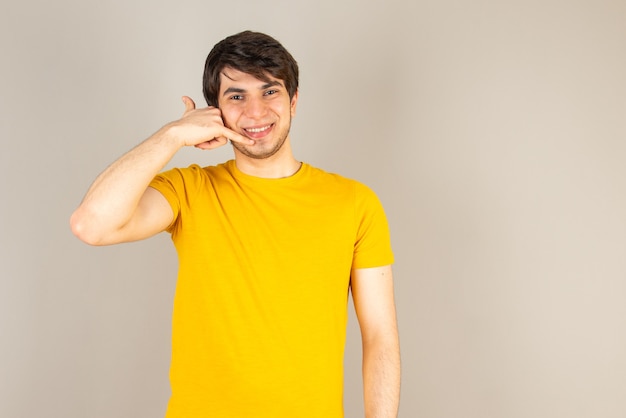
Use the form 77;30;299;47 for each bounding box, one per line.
150;163;237;206
303;164;369;191
305;164;381;201
155;161;233;184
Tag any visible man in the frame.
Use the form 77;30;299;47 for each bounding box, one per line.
71;30;400;418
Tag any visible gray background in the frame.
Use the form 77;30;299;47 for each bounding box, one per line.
2;0;626;417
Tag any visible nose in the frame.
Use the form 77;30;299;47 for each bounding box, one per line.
244;96;268;119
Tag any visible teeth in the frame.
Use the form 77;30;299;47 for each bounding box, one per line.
246;125;271;133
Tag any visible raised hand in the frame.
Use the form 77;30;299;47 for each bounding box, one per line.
171;96;254;150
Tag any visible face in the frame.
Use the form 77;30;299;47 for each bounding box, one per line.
218;68;298;160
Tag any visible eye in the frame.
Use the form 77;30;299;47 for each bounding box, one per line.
230;94;244;100
264;89;278;96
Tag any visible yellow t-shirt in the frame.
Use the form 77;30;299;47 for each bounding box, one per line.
150;160;394;418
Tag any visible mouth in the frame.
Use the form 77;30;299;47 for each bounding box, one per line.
243;123;274;140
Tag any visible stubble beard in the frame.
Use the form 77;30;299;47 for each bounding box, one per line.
231;117;292;160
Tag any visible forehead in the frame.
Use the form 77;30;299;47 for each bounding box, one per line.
219;67;284;90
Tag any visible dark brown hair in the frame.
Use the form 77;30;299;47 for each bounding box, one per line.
203;31;299;107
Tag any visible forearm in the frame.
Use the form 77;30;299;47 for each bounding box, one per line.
71;125;181;241
362;335;401;418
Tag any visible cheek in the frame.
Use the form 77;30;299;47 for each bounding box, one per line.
219;109;239;128
273;103;291;117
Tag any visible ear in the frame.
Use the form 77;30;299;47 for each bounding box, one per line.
290;89;299;117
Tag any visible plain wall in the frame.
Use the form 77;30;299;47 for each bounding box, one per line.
2;0;625;417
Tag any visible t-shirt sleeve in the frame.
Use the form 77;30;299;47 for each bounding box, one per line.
149;165;202;233
352;182;395;269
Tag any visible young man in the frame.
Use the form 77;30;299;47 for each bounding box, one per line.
71;31;400;418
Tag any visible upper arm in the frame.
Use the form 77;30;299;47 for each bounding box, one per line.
110;186;174;244
351;265;399;343
74;186;174;246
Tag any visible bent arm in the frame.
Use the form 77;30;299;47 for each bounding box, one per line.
69;129;181;245
70;96;252;245
351;265;401;418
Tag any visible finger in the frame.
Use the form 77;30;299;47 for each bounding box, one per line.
220;127;254;145
181;96;196;114
195;137;228;150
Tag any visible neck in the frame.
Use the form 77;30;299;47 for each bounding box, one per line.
233;141;301;179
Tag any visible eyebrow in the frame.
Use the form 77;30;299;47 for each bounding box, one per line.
222;80;284;97
223;87;245;96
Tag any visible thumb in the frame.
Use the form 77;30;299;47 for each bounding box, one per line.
181;96;196;114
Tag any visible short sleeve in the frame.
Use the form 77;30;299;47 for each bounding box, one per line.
149;165;203;233
352;183;394;269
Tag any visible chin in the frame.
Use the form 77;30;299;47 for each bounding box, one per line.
233;137;287;160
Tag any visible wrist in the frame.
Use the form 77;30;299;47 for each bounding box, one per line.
155;122;187;150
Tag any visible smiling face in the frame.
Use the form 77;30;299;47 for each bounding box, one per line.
218;67;298;161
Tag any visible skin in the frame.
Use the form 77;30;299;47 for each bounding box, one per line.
70;67;400;417
352;265;401;418
217;68;301;178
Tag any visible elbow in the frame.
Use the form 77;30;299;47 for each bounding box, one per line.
69;208;108;246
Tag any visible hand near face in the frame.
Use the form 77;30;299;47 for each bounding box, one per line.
168;96;254;150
